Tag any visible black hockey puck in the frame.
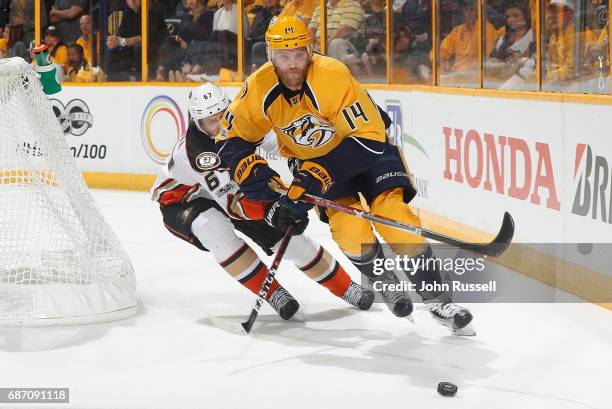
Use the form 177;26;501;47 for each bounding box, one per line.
437;382;458;397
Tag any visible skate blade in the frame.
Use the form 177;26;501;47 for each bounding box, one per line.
452;324;476;337
430;315;476;337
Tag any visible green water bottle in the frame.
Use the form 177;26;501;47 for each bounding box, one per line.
33;44;62;95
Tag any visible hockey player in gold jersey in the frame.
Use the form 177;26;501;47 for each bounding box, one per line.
217;16;474;334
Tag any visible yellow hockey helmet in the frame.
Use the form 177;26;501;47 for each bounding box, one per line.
265;16;312;50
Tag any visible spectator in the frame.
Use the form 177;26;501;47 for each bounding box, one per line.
309;0;365;66
158;0;215;81
50;0;88;45
184;0;248;77
179;0;215;41
352;0;385;79
247;0;282;70
76;14;93;66
246;0;263;26
391;24;431;83
544;0;596;84
360;33;386;78
213;0;248;36
485;2;534;87
106;0;166;81
437;0;463;39
279;0;318;25
399;0;431;52
44;25;68;72
9;0;47;45
438;0;498;77
66;43;105;82
106;0;141;81
364;0;385;38
2;24;25;58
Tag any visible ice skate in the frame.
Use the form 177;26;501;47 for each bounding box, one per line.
267;286;300;320
342;281;375;310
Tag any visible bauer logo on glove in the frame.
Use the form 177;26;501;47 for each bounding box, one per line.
301;161;334;193
232;153;284;201
285;162;333;209
234;153;267;184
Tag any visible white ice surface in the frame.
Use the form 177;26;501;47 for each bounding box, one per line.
1;190;611;409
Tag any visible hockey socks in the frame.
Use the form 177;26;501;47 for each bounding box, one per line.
220;243;300;320
220;243;280;300
292;243;374;310
299;246;351;297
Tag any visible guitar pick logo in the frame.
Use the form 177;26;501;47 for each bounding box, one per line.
50;98;93;136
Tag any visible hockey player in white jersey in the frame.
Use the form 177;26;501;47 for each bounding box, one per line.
151;82;375;320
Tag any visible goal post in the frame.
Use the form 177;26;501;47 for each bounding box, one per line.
0;57;137;326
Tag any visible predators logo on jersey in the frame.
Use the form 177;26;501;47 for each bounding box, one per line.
278;114;336;148
217;55;388;160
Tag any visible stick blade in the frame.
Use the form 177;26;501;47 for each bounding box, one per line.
208;315;248;335
489;211;515;256
240;320;254;334
479;211;515;257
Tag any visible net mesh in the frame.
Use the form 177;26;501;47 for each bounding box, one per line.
0;58;136;324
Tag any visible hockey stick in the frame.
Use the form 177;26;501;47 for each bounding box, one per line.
272;186;514;257
241;226;294;333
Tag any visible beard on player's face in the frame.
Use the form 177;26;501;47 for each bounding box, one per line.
276;66;308;90
271;47;310;90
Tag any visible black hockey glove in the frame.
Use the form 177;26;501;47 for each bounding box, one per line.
264;198;309;236
233;153;283;201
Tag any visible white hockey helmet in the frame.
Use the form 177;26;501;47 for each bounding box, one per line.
188;82;230;134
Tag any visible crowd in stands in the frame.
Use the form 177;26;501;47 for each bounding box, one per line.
435;0;610;92
0;0;609;92
1;0;104;81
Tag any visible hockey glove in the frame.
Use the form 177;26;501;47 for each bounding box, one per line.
284;161;334;212
264;199;309;236
233;153;283;201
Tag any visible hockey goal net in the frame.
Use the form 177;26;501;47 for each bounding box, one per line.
0;57;137;326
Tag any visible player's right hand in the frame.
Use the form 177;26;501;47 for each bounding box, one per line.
264;199;309;236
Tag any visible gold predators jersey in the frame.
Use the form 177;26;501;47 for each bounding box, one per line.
217;54;386;160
